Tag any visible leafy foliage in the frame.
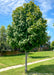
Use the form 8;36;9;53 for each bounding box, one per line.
51;41;54;49
0;26;6;51
0;26;12;51
7;1;47;52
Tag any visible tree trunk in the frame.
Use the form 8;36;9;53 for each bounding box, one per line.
25;50;27;73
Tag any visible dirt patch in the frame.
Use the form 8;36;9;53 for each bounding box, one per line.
0;63;4;66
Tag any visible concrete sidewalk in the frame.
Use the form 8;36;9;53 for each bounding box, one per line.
0;57;54;72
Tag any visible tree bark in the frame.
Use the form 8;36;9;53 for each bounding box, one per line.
25;50;27;73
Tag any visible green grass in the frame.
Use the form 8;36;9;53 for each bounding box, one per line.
0;51;54;69
0;59;54;75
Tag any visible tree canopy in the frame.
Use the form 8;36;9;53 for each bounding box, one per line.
7;1;47;52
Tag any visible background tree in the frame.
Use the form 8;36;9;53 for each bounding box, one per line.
0;26;12;52
7;1;47;72
0;26;6;52
38;35;51;51
51;41;54;49
46;36;51;47
41;35;51;51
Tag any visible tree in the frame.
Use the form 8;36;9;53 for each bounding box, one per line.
51;41;54;49
46;36;51;47
0;26;6;51
0;26;12;52
42;36;51;51
7;1;47;72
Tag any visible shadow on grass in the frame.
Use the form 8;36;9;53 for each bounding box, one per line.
27;65;54;75
1;53;25;57
29;56;50;59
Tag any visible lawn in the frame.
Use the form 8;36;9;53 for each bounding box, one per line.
0;59;54;75
0;51;54;69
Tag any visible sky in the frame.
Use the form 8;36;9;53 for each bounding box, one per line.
0;0;54;42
